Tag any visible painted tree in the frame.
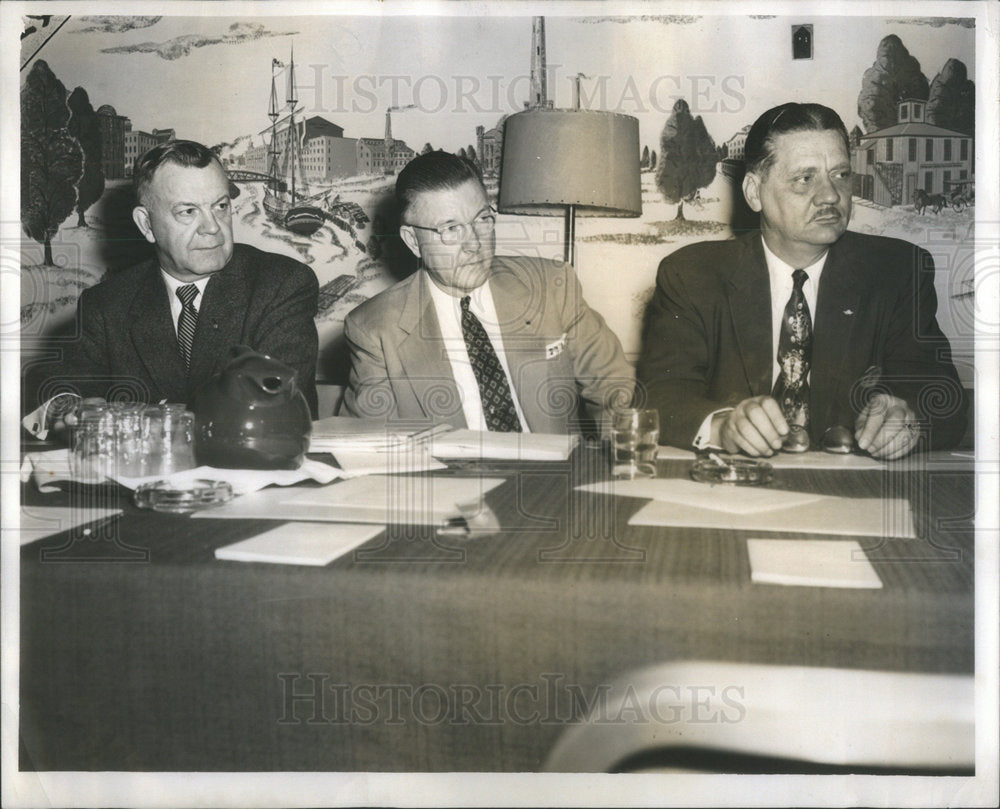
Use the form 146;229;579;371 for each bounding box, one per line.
421;142;433;154
21;60;83;265
67;87;105;228
655;99;717;220
857;35;928;132
926;58;974;136
457;147;468;159
649;150;657;170
640;145;649;169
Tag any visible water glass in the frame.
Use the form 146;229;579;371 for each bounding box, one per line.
140;405;197;477
611;408;660;479
71;404;116;482
112;403;147;477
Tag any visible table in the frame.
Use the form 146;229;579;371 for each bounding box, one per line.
18;447;975;772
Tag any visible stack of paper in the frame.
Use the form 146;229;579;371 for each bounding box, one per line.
193;474;507;525
309;417;449;453
429;430;579;461
215;522;385;566
746;538;883;588
575;478;915;537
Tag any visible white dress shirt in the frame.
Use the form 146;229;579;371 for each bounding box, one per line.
425;274;530;432
692;236;827;449
160;271;211;336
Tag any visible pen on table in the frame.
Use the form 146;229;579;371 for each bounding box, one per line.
80;512;122;537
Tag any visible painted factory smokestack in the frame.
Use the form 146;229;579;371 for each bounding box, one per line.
529;16;550;109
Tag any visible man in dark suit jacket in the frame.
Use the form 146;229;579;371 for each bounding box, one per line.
343;151;633;433
26;140;318;436
636;103;965;459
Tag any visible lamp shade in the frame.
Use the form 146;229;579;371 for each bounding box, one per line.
498;109;642;217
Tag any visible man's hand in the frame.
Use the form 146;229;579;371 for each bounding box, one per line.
855;393;921;460
715;395;788;456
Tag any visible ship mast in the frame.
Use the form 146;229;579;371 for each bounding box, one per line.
287;44;298;203
268;60;280;193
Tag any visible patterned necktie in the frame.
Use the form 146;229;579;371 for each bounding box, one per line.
460;296;522;432
772;269;812;428
176;284;199;371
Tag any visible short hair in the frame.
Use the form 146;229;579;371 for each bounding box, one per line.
395;150;484;221
744;103;850;177
133;139;225;206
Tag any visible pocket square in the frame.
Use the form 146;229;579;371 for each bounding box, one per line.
843;309;854;316
546;333;567;359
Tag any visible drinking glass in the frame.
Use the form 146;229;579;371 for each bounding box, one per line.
611;408;660;479
140;405;197;477
71;404;115;482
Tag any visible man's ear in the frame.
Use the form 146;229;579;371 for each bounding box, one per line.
742;172;763;213
132;206;157;244
399;225;421;259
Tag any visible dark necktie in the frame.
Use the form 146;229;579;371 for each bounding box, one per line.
460;295;522;432
176;284;199;371
772;269;812;428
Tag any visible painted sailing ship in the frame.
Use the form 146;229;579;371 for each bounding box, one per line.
263;48;324;237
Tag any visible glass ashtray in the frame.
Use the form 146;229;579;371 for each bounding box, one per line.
690;458;774;486
134;479;234;513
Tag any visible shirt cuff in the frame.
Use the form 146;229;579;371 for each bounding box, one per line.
22;393;81;440
692;408;733;450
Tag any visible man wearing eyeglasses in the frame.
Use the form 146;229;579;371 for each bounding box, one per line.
342;150;633;433
635;102;966;459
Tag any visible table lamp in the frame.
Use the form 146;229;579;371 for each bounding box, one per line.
498;109;642;265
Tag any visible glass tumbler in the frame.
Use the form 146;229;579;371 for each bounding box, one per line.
611;408;660;479
140;404;197;477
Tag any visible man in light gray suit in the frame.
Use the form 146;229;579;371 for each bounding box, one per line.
25;139;319;437
343;151;633;433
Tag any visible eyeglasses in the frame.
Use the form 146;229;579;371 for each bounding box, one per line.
407;207;497;245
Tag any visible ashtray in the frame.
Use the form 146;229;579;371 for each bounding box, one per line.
135;479;234;513
690;457;774;486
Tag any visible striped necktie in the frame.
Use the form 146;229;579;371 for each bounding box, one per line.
176;284;199;371
460;295;522;432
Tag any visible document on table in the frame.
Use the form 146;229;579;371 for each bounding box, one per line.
214;521;384;566
576;478;828;514
309;416;450;453
429;429;579;461
16;506;122;545
193;475;507;525
331;447;447;477
747;538;883;588
655;446;884;470
629;494;915;537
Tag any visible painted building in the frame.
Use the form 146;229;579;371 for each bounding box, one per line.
476;118;506;177
96;104;127;180
850;99;972;206
256;114;413;180
123;123;174;176
724;124;751;161
356;138;415;175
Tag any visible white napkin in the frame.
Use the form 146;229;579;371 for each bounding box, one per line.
20;449;342;496
114;458;343;495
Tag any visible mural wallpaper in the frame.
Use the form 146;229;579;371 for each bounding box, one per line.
19;11;979;401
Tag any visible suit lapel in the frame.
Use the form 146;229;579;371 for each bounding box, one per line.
128;263;186;401
725;236;774;397
811;237;863;435
489;258;554;431
398;272;465;426
189;253;249;396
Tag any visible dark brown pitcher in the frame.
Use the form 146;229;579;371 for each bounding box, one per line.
190;346;311;469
